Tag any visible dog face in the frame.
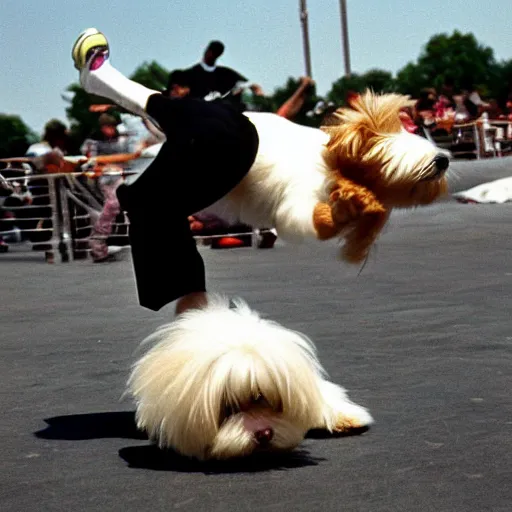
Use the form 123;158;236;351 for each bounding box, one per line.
128;299;326;460
323;91;448;208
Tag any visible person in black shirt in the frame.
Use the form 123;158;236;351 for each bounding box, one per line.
183;40;262;108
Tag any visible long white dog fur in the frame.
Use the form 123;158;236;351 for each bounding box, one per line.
128;296;373;460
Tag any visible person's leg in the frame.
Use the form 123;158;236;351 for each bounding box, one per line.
123;201;209;314
89;177;122;262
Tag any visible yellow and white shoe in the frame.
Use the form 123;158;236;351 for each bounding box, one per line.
71;28;151;119
72;28;109;70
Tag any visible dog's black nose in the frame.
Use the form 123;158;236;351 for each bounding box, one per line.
433;153;450;173
254;428;274;445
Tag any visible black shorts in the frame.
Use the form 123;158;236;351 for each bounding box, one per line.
116;94;259;311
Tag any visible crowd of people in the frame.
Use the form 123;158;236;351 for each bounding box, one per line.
397;78;512;138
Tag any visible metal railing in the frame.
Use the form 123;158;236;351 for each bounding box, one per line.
1;166;271;263
425;119;512;160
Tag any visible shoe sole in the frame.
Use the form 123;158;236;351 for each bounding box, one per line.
72;28;109;70
72;28;99;67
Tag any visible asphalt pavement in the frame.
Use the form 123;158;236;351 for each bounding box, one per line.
1;161;512;512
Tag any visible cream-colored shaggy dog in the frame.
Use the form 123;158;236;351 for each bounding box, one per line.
128;296;373;460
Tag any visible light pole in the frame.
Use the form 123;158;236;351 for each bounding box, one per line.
339;0;351;77
299;0;313;77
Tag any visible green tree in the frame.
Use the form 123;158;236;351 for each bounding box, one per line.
0;114;38;158
130;61;169;91
492;58;512;105
327;69;395;105
394;62;428;97
395;31;498;97
272;77;320;126
244;77;321;127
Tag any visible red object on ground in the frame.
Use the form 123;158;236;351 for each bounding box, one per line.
216;237;246;248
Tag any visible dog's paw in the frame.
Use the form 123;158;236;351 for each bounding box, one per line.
331;190;366;226
313;202;339;240
330;186;385;226
332;402;374;433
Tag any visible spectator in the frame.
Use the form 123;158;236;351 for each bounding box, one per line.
461;82;490;120
414;88;436;126
89;103;165;150
82;114;129;262
22;119;73;261
81;113;131;157
26;119;69;158
182;40;262;108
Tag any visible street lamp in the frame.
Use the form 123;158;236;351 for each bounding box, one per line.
299;0;313;77
299;0;351;78
339;0;351;77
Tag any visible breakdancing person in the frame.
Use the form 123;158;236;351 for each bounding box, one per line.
72;29;449;316
72;29;259;315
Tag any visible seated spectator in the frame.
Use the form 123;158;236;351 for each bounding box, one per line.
26;119;69;159
81;113;131;157
461;83;490;120
89;104;165;150
414;88;456;135
452;94;471;123
23;119;72;260
414;88;437;128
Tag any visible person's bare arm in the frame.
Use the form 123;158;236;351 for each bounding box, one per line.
276;77;315;120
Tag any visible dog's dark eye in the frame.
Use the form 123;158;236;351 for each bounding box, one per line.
251;394;264;404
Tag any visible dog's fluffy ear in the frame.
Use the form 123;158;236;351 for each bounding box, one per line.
322;90;414;169
313;177;389;263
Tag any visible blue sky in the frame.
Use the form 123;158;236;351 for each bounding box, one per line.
1;0;511;133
